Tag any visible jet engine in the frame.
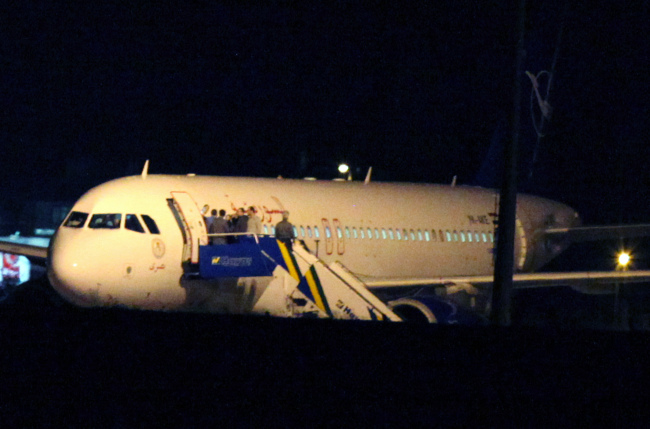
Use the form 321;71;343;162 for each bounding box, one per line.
388;296;488;325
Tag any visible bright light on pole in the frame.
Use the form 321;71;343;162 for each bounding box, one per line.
617;251;631;270
615;250;631;323
338;163;349;174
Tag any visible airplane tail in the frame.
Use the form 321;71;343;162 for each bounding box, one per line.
472;117;507;189
472;115;547;193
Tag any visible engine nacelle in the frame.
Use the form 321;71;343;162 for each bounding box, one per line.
388;296;488;325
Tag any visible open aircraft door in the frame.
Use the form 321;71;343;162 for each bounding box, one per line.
170;191;208;264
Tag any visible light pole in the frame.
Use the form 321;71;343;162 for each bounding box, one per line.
615;251;631;326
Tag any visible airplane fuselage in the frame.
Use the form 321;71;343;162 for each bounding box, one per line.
47;175;579;311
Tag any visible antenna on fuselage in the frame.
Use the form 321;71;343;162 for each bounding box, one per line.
364;167;372;185
141;160;150;179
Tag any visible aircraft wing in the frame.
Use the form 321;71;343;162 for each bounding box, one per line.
0;236;50;260
544;224;650;242
363;270;650;295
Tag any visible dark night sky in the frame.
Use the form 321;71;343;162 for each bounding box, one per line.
2;1;649;225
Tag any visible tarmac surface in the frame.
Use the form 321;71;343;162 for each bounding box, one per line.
1;277;650;427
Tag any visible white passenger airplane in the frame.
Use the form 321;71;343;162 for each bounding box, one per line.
2;166;650;321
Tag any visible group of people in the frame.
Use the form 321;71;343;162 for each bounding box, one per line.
205;207;294;249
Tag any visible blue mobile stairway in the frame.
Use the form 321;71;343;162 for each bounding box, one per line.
198;236;402;321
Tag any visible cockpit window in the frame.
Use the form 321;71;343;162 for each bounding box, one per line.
141;215;160;234
89;214;122;229
63;211;88;228
125;214;145;233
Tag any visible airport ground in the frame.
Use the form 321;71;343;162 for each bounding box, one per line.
1;274;650;427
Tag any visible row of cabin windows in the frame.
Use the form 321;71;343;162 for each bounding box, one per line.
261;223;494;244
65;210;492;244
63;211;160;234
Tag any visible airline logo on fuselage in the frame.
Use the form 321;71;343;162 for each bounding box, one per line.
152;238;166;258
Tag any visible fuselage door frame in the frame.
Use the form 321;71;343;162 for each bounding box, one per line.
322;218;333;255
170;191;208;264
333;218;345;255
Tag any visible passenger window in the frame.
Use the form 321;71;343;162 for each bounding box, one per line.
125;214;145;233
367;228;373;239
388;229;394;240
314;226;320;238
307;226;312;238
89;214;122;229
467;231;473;242
300;226;305;237
410;229;415;241
293;226;298;237
263;225;269;234
325;226;331;238
345;227;350;238
374;228;379;239
64;211;88;228
396;229;402;240
381;228;387;239
482;232;487;242
418;230;423;241
446;230;452;242
360;228;365;239
141;215;160;234
453;230;459;242
403;229;408;241
460;231;466;242
353;227;358;239
439;230;445;242
337;227;342;239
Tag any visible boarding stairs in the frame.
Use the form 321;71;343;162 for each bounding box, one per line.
198;236;401;321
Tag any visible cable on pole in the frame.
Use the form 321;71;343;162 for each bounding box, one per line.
526;3;568;181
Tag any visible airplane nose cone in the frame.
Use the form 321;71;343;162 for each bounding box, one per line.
47;230;101;306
